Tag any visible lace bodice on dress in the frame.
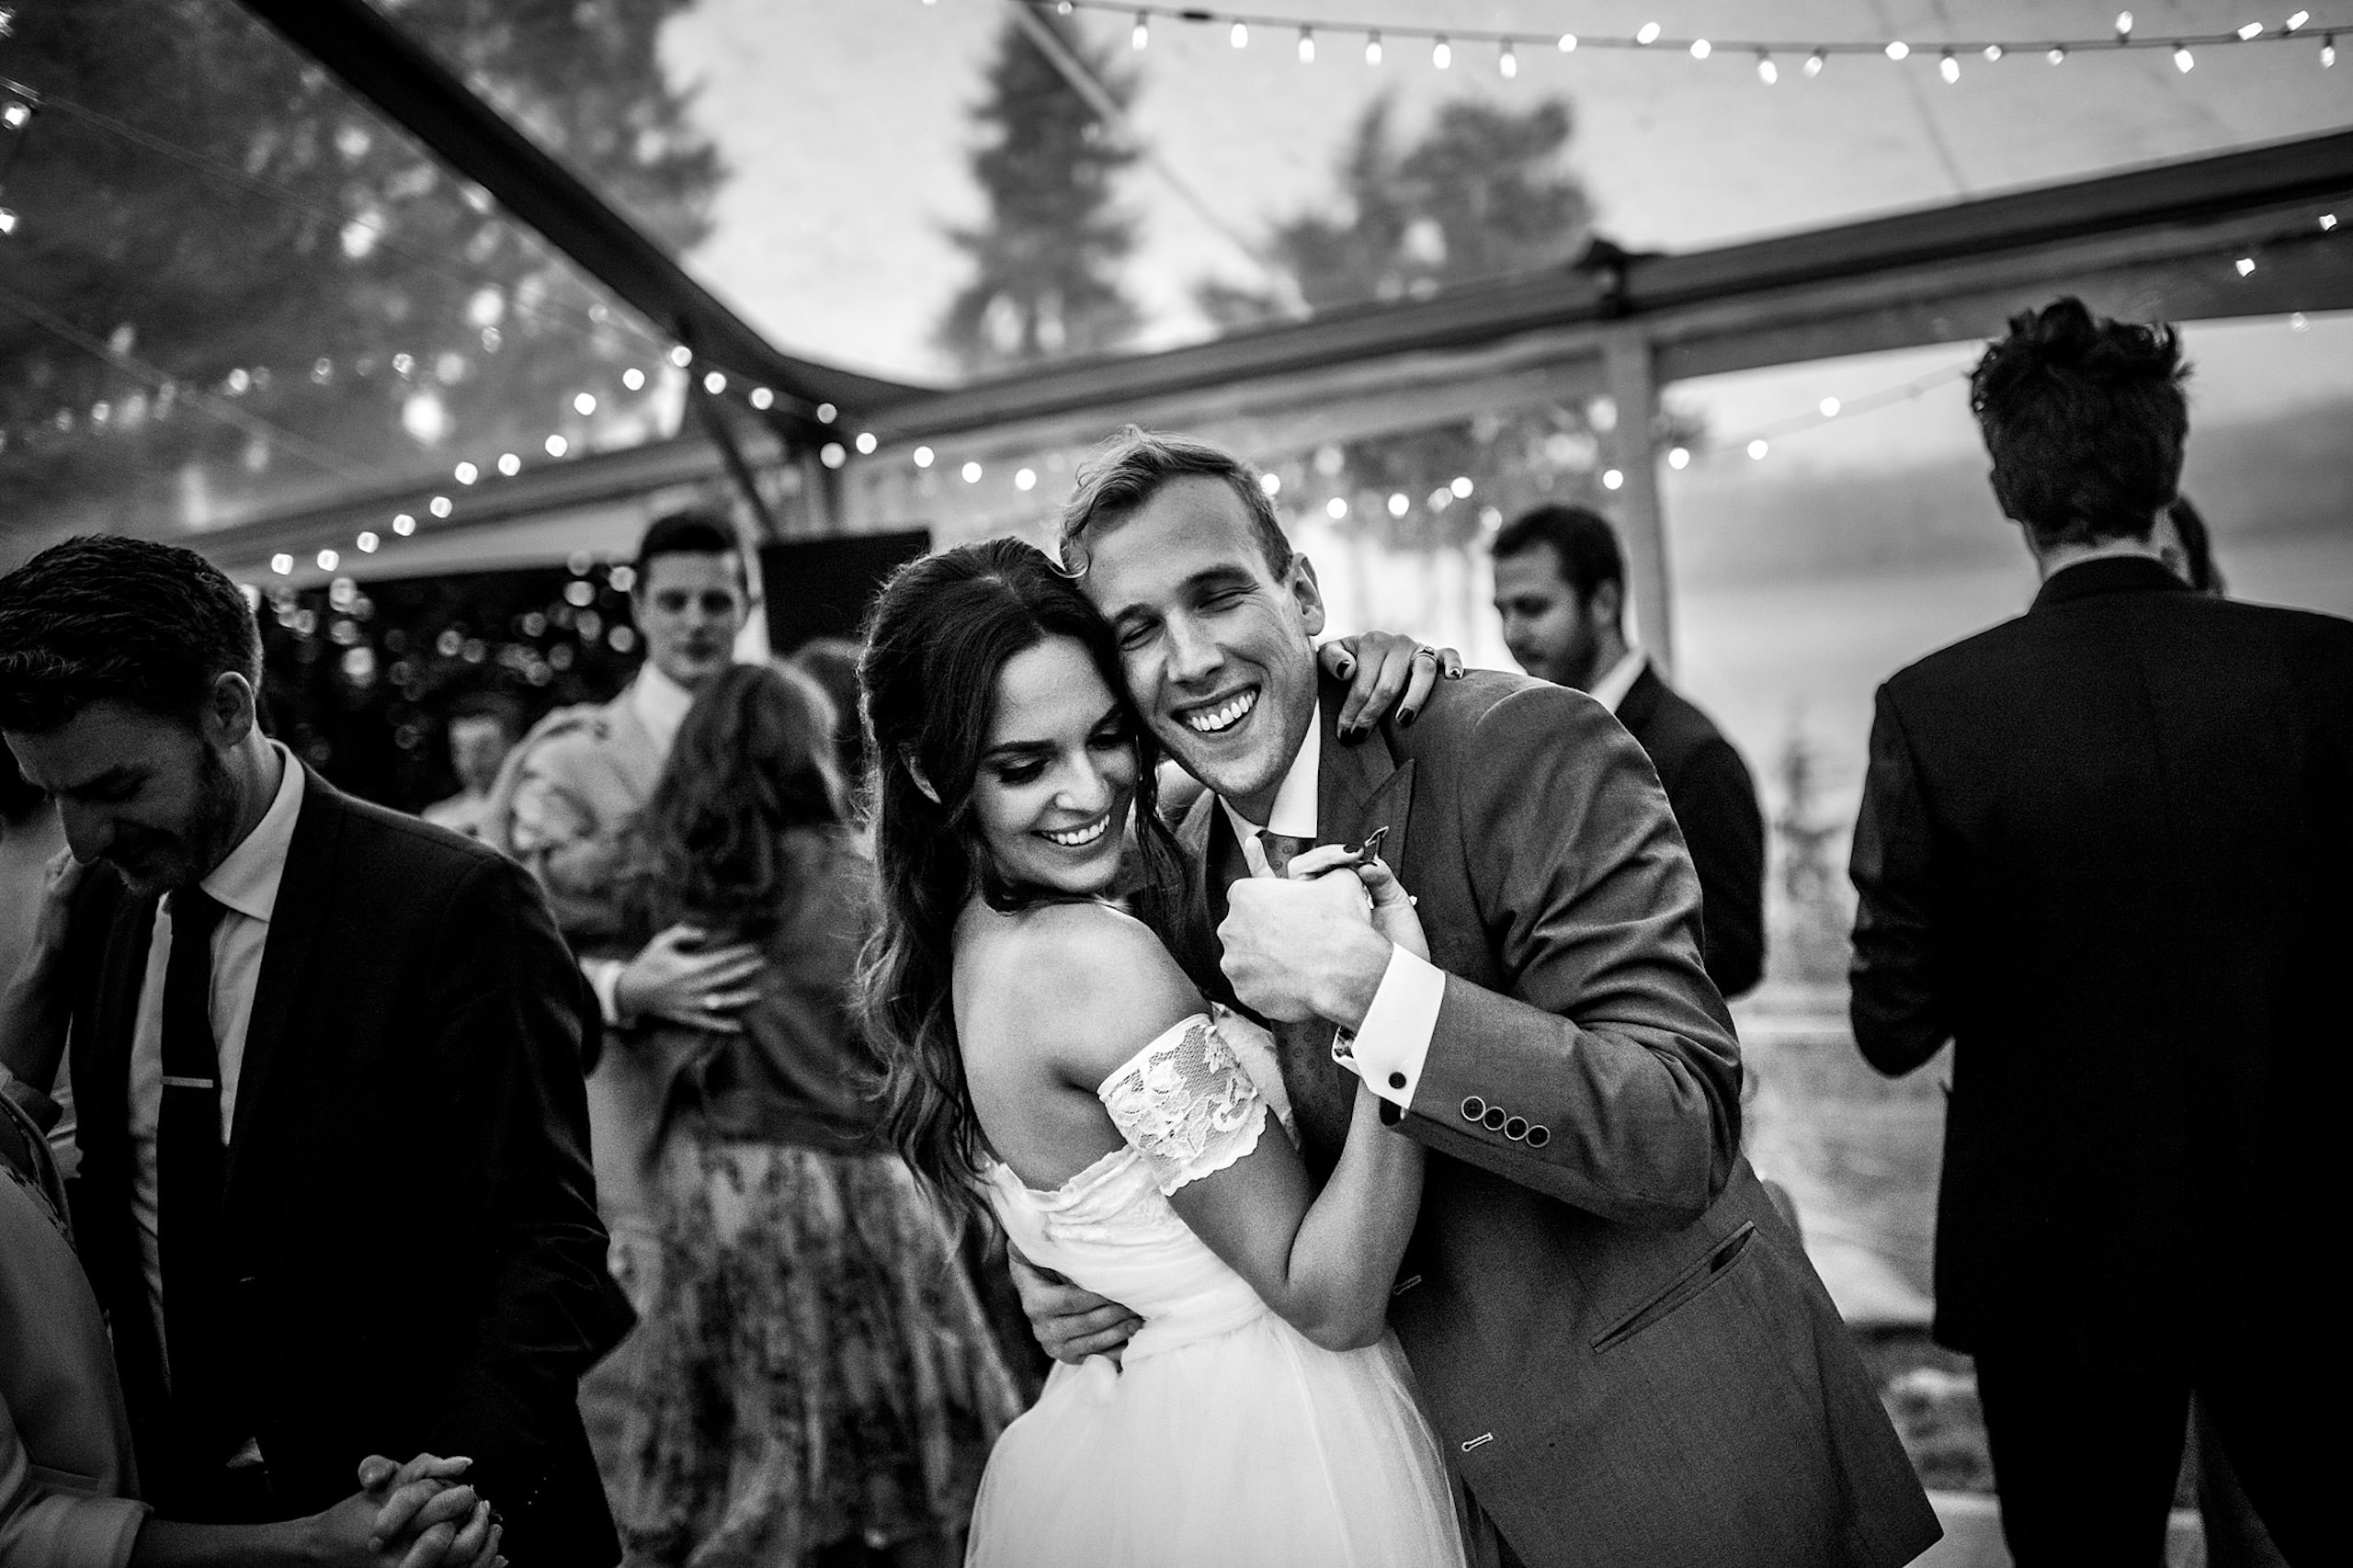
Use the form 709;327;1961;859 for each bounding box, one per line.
983;1009;1294;1361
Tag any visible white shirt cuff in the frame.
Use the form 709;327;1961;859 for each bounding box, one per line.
585;956;630;1029
1342;946;1445;1109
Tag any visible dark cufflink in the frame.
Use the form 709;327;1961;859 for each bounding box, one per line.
1483;1105;1507;1132
1505;1116;1529;1142
1460;1096;1486;1122
1526;1124;1551;1148
1388;1071;1407;1091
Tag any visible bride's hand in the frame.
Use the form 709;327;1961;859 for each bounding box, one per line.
1317;634;1464;740
1283;846;1428;962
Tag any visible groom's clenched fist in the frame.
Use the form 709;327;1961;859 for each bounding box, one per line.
1220;871;1393;1029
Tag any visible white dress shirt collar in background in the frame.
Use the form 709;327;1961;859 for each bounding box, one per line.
1586;647;1650;716
631;659;698;757
197;740;304;925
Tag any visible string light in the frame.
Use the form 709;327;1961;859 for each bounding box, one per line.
357;530;380;552
2236;256;2257;274
748;387;774;409
1756;52;1779;84
1984;44;2005;62
667;345;692;368
2325;33;2337;63
1885;40;1910;61
2175;43;2197;71
1601;468;1625;490
1557;34;1576;53
427;495;452;517
1636;22;1662;47
392;513;416;536
1015;466;1038;491
2289;10;2313;28
961;460;983;483
2240;23;2266;40
1690;39;1711;61
0;209;16;236
1433;36;1451;69
1500;41;1518;78
573;392;597;415
1298;28;1314;63
821;441;847;469
1940;50;1961;82
855;430;878;454
2116;11;2135;40
2049;46;2068;64
1820;397;1842;417
453;460;478;483
913;445;935;468
702;369;726;393
1748;440;1770;460
621;368;646;391
1325;496;1348;519
1365;31;1382;64
815;402;837;423
1805;51;1826;76
2;100;29;131
316;549;339;572
271;552;293;574
495;451;520;475
544;434;568;457
1131;12;1148;50
1230;20;1247;49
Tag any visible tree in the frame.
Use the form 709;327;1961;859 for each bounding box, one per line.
1199;97;1628;548
936;13;1140;377
0;0;720;552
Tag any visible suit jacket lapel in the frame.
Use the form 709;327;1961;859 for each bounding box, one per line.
1313;677;1416;874
223;770;341;1199
1613;664;1666;737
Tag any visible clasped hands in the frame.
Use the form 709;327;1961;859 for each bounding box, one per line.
305;1453;505;1568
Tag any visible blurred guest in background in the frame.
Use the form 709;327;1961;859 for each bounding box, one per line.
2153;494;2228;597
0;536;632;1565
1490;505;1766;998
2;745;65;1008
602;662;1018;1568
482;510;767;1311
1847;298;2341;1565
421;694;521;840
784;637;870;808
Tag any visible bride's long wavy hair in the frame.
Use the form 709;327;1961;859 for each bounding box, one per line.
855;538;1199;1225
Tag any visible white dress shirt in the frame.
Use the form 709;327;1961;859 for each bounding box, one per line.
1219;715;1445;1113
629;659;697;757
128;744;304;1358
1586;647;1649;716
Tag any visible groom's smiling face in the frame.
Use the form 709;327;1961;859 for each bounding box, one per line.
1079;474;1324;823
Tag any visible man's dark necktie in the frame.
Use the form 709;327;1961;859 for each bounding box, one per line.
158;888;242;1477
1235;829;1356;1164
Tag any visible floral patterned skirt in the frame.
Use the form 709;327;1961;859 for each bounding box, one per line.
613;1134;1025;1567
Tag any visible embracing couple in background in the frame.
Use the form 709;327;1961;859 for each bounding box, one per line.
854;427;1940;1567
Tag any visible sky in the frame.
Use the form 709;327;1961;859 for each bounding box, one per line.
660;0;2353;391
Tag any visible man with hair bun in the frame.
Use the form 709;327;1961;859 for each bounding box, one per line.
1848;297;2344;1563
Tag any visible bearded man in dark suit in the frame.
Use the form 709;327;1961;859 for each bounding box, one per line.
1848;298;2343;1565
0;537;634;1565
1017;428;1938;1568
1489;505;1765;999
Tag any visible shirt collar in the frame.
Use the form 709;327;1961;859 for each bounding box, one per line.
195;741;305;925
1219;704;1323;844
1587;647;1649;715
631;660;699;756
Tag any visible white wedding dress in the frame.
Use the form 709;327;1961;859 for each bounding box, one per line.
966;1009;1466;1568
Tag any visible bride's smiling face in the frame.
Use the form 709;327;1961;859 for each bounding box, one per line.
972;634;1140;897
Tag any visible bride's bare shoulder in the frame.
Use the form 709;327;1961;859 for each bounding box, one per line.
959;901;1203;1083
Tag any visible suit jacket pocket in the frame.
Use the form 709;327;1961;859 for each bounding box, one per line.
1591;1221;1756;1356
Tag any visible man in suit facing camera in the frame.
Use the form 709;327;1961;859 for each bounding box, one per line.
0;537;634;1564
1849;298;2343;1565
1018;428;1938;1568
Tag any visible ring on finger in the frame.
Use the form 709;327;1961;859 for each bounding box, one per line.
1413;646;1438;663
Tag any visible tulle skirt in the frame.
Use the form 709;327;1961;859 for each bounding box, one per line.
612;1135;1024;1567
966;1312;1466;1568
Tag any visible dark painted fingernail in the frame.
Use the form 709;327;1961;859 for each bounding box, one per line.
1447;666;1465;679
1336;656;1354;677
1398;706;1418;726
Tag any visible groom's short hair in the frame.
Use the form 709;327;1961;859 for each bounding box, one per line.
1059;427;1295;578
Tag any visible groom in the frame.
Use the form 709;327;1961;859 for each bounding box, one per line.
1023;429;1938;1568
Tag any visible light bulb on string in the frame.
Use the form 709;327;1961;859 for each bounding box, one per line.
749;387;774;409
816;402;837;423
545;435;568;458
621;367;645;391
913;446;934;468
2235;256;2256;276
821;442;847;470
1756;51;1778;84
1690;39;1711;60
961;460;983;483
454;460;479;484
1820;397;1842;418
2238;24;2264;41
2;101;29;131
2115;12;2134;40
2048;46;2067;64
0;209;17;236
2287;11;2311;31
573;392;597;415
1636;22;1661;47
668;345;692;368
1230;20;1247;49
1557;33;1576;53
1885;40;1910;61
1365;31;1382;64
856;431;878;454
2174;44;2195;72
1804;51;1825;77
358;531;380;553
1131;13;1148;51
2322;214;2339;231
393;514;416;536
1499;42;1517;78
496;452;521;476
702;369;726;394
2325;34;2336;66
1747;439;1769;460
1298;28;1314;64
1940;51;1960;83
428;496;453;518
1432;36;1450;69
1984;44;2004;62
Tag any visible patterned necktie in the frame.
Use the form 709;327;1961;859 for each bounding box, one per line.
158;888;238;1463
1256;829;1312;879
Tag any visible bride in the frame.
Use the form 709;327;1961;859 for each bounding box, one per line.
856;538;1465;1567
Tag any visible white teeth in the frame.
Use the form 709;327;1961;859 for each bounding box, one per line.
1181;687;1257;733
1040;815;1109;848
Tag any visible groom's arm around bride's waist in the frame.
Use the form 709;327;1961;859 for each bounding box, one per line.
1377;677;1742;1228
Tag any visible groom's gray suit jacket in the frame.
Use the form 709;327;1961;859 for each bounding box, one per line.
1177;670;1937;1568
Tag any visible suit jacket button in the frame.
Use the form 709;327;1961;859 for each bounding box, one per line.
1388;1072;1407;1091
1505;1116;1529;1142
1460;1096;1485;1122
1483;1106;1507;1132
1526;1124;1551;1148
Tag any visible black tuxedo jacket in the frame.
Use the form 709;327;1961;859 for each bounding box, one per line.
67;769;634;1564
1614;665;1766;998
1849;556;2353;1363
1179;673;1936;1568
